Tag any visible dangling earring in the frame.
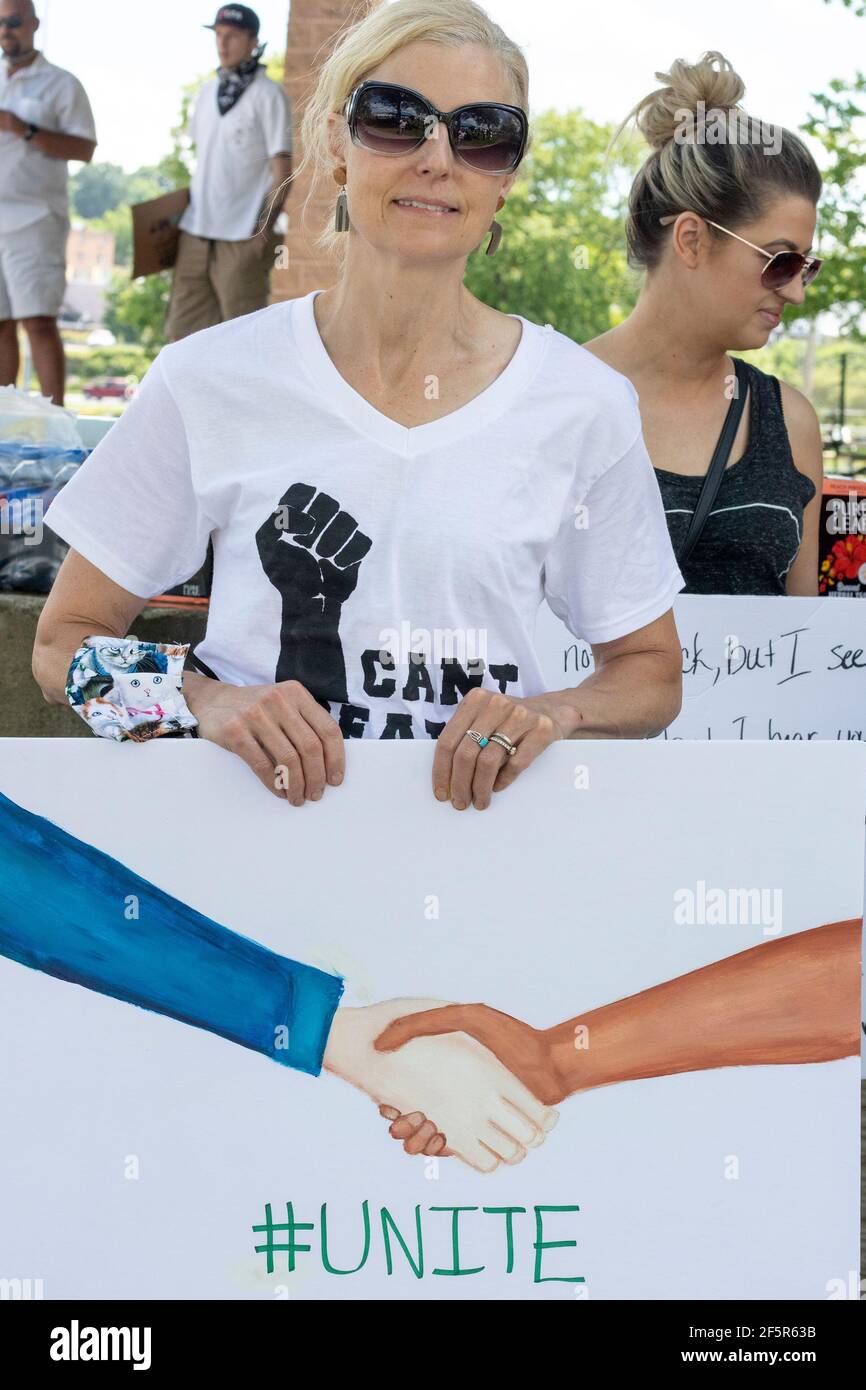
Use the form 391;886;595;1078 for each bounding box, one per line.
485;194;506;256
333;167;350;232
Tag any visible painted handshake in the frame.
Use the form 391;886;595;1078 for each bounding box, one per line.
373;1000;564;1168
322;999;558;1173
322;917;862;1174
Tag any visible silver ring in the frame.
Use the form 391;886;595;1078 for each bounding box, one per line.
489;731;517;757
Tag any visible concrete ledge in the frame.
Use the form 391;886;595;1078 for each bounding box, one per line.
1;594;207;737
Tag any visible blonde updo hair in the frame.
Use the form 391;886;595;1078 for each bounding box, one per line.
292;0;530;259
612;51;821;272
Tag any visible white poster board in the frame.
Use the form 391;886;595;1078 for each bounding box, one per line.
0;738;862;1300
539;593;866;1072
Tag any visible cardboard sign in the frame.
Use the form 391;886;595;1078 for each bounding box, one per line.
130;188;191;279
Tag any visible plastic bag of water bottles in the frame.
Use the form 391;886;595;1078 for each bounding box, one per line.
0;383;83;447
0;387;91;593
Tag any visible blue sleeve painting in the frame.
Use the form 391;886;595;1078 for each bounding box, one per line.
0;791;344;1075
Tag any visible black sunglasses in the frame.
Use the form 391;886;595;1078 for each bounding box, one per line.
342;80;528;175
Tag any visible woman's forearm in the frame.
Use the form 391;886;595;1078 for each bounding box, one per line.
550;919;861;1096
32;618;111;705
525;650;682;739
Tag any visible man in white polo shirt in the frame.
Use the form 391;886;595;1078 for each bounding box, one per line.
166;5;293;342
0;0;96;404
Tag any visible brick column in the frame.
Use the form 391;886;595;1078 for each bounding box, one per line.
272;0;380;302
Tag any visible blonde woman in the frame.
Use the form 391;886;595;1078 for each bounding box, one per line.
587;53;824;596
35;0;683;812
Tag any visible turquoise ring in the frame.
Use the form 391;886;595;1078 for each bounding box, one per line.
466;728;489;748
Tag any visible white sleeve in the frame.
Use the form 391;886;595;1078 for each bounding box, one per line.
262;84;292;157
54;74;96;142
43;352;213;599
186;89;200;145
542;427;685;644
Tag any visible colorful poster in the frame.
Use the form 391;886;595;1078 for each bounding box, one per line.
0;738;862;1300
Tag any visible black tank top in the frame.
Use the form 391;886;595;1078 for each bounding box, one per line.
654;361;816;595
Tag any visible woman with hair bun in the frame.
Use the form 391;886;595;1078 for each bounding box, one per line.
587;52;824;596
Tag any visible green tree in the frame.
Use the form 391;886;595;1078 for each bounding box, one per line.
84;166;177;266
799;72;866;338
104;270;171;351
465;110;644;342
71;162;127;219
125;163;178;204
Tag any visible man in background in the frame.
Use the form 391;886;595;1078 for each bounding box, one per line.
0;0;96;404
166;5;293;342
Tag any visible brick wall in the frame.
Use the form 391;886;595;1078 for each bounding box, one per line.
272;0;379;302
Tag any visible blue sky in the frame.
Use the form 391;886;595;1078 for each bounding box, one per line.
33;0;866;172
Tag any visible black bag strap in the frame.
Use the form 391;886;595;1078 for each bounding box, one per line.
186;651;221;682
676;357;749;568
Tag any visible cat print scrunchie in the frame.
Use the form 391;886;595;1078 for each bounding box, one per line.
66;636;199;742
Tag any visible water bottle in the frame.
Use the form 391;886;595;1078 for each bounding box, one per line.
45;452;86;576
0;445;90;592
0;449;14;587
0;450;57;593
0;446;87;593
51;456;84;490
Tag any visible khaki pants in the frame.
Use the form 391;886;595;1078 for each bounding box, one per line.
165;228;282;341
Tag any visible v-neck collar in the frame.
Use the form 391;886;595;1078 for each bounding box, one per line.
290;288;550;459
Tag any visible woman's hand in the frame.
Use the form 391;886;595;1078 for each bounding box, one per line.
374;1003;563;1106
183;673;345;804
432;688;568;811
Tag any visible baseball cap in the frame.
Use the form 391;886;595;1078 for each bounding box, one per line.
204;5;260;34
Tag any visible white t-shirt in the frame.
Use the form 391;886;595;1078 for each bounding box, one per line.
179;69;292;241
44;291;685;741
0;53;96;234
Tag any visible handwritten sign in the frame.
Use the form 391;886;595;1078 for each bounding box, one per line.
536;594;866;742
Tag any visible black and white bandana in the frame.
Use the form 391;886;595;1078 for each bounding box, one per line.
216;44;265;116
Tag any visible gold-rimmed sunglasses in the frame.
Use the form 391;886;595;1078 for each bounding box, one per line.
659;213;822;290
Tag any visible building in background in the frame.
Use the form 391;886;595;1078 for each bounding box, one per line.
273;0;375;301
63;223;116;326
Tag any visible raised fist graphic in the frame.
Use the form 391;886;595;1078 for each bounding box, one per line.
255;482;372;703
